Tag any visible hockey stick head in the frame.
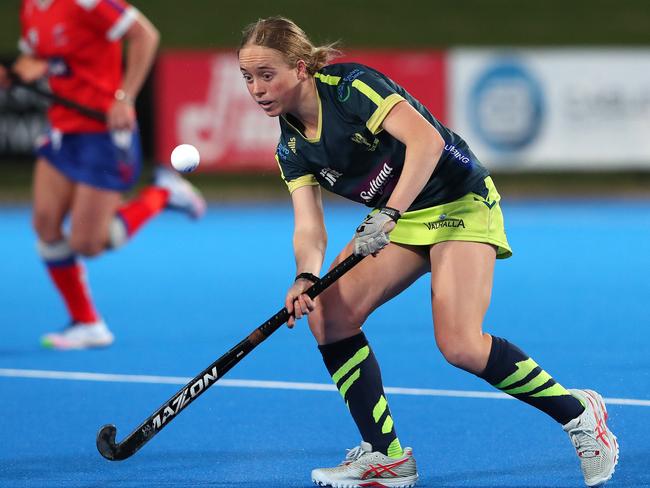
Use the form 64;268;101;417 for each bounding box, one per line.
96;424;121;461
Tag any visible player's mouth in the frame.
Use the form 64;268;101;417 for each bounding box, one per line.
258;100;275;110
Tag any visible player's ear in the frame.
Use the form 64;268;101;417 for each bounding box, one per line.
295;59;309;81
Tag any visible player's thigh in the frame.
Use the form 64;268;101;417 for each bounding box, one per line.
309;241;430;344
429;241;496;346
69;183;123;256
32;157;75;241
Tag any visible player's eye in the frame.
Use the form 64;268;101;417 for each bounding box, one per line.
262;72;274;81
242;73;253;83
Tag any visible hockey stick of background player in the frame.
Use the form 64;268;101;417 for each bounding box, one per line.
8;73;106;122
96;252;365;461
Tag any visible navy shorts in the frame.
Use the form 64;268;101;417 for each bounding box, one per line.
36;128;143;191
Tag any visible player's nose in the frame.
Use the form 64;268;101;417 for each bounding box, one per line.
252;80;265;96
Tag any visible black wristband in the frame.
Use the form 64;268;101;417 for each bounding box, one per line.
295;272;320;284
379;206;402;222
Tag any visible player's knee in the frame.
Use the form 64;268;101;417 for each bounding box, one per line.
436;333;485;373
69;235;106;257
32;209;60;241
308;305;368;344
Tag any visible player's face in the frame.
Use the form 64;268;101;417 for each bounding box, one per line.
239;45;302;117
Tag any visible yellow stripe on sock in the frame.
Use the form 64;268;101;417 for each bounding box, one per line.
338;368;361;400
387;438;403;458
502;371;551;395
381;415;394;434
531;382;572;398
331;346;369;384
494;358;538;389
373;395;387;422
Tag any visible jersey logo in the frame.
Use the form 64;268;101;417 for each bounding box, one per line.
52;23;68;47
320;168;342;186
337;69;365;102
351;132;379;151
288;137;297;154
276;142;290;160
444;144;471;165
423;215;466;230
360;162;393;202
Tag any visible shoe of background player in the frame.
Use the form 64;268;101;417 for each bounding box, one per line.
154;166;206;219
311;441;418;488
564;389;619;487
41;319;114;350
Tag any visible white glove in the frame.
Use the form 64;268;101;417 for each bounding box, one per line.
354;207;401;256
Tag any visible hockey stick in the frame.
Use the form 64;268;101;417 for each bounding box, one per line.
8;74;106;122
96;252;365;461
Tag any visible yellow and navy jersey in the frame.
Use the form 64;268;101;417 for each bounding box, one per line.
276;62;490;210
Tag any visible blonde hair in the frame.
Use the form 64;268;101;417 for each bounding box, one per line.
240;16;342;74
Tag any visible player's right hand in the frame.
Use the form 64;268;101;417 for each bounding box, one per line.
12;56;48;83
108;99;136;131
285;279;316;328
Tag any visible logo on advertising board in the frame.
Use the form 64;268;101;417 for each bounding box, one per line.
171;55;280;167
470;59;544;152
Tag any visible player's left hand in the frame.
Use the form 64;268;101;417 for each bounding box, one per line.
285;279;316;328
12;56;48;83
354;207;401;256
108;100;136;131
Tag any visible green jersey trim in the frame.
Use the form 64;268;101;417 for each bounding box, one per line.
367;93;405;134
350;79;406;134
351;78;384;106
315;72;406;135
275;153;318;193
314;72;341;86
287;174;319;193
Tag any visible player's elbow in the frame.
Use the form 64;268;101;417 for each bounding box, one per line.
148;24;161;48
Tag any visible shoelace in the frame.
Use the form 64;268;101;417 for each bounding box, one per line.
568;426;600;453
340;446;366;465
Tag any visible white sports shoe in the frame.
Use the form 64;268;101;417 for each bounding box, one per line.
311;441;418;488
564;389;619;487
41;320;114;350
154;166;206;219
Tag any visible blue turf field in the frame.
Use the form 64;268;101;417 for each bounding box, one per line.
1;199;649;487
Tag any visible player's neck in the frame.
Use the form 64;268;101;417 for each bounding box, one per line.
290;77;319;138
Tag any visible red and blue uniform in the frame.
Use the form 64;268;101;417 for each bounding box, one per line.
19;0;142;190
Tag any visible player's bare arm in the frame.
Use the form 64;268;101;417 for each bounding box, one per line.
353;101;446;256
285;184;327;327
382;101;445;215
108;11;160;130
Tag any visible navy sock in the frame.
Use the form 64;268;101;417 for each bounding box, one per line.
479;336;585;424
319;332;403;457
